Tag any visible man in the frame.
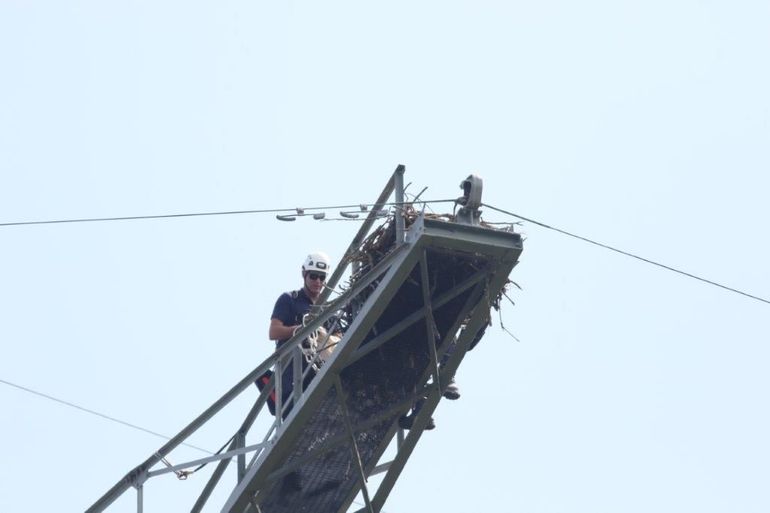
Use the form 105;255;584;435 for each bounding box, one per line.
268;251;332;417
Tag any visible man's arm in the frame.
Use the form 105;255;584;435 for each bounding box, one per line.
269;292;299;342
269;318;299;341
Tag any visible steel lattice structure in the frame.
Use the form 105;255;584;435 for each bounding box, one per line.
87;165;523;513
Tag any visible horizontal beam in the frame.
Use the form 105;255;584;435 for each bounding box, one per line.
406;216;523;258
147;443;267;478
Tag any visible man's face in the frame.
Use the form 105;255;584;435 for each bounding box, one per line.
304;270;327;296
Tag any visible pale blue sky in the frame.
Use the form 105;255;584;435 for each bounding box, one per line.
1;1;769;512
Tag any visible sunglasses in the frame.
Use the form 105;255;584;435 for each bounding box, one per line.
307;272;327;282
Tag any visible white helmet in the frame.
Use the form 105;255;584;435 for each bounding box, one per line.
302;251;331;274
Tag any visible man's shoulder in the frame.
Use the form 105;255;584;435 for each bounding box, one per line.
272;290;301;321
276;289;304;302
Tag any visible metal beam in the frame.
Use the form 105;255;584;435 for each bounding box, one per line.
406;216;523;258
419;249;442;392
335;377;375;513
394;166;405;246
318;164;404;306
146;443;266;478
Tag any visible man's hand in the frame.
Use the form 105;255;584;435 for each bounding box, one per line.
269;318;300;341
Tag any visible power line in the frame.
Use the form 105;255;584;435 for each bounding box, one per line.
482;203;770;306
4;196;765;304
0;377;213;454
0;199;456;228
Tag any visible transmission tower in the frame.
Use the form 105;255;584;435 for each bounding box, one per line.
87;165;523;513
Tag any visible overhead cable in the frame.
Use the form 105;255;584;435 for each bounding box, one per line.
0;377;213;454
482;203;770;306
0;199;455;228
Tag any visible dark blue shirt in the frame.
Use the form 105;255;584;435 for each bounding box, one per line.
271;288;314;346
